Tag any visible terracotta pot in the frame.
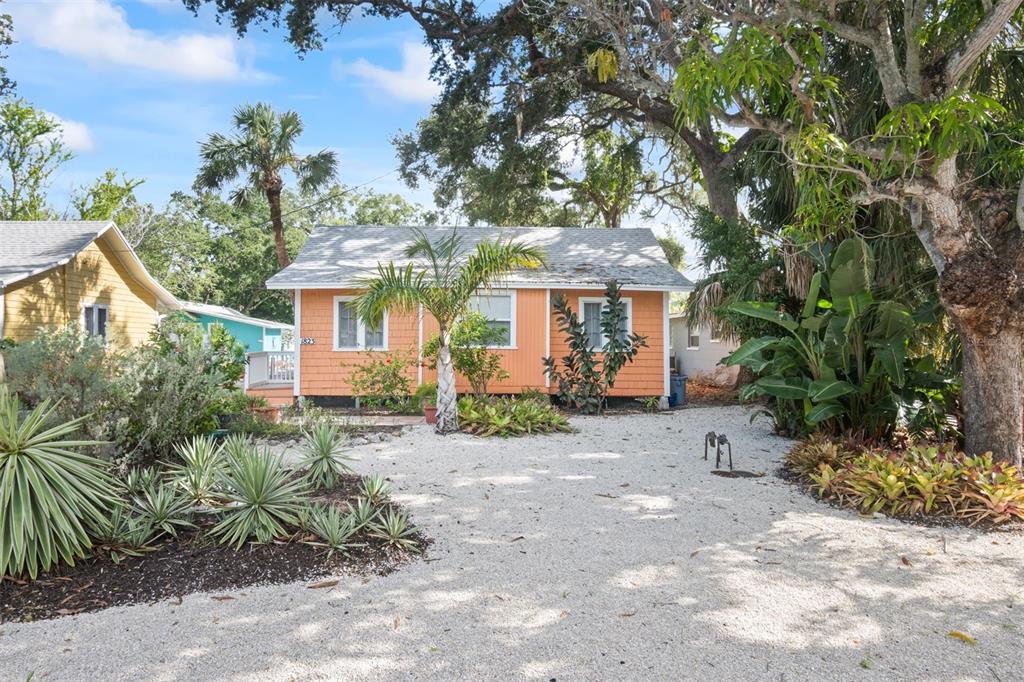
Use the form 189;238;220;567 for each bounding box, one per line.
423;405;438;424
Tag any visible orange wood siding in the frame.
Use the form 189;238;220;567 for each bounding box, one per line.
245;385;294;407
548;289;667;397
295;287;667;398
420;288;548;393
298;288;419;396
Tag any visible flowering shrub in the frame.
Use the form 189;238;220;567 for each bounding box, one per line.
787;437;1024;525
349;351;413;411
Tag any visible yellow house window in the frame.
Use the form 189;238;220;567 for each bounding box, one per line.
83;304;108;340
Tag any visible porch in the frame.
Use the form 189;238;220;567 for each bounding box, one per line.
244;351;295;407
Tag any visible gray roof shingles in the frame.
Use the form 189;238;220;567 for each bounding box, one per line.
0;221;112;286
267;226;693;291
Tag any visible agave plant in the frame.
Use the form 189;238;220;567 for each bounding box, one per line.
306;503;362;557
0;386;118;579
299;423;353;490
131;481;195;538
369;508;421;552
168;435;225;505
346;497;377;530
211;446;309;549
360;474;390;507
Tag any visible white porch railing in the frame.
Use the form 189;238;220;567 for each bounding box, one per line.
246;351;295;387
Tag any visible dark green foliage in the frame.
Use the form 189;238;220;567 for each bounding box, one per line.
543;280;647;414
725;237;956;439
422;312;508;398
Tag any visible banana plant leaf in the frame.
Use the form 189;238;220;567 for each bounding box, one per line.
729;301;799;332
806;401;847;423
808;378;860;402
722;336;778;367
754;376;809;399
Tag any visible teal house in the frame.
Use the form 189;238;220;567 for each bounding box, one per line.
179;301;293;353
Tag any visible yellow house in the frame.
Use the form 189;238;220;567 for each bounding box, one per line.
0;220;179;346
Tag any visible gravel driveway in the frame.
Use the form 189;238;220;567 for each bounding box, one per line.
2;406;1022;681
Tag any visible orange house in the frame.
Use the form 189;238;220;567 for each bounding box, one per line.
250;226;692;407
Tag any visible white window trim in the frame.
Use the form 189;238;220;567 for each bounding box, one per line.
469;289;517;350
686;325;700;350
332;295;388;351
578;296;633;349
81;303;110;340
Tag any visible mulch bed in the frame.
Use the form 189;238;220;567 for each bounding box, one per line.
683;382;740;407
0;476;429;623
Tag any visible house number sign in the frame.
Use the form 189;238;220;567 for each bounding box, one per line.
300;337;316;345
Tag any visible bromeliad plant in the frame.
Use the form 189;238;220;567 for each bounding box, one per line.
457;395;571;437
0;387;118;579
543;280;647;414
724;237;953;438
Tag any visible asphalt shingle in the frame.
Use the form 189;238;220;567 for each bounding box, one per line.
0;221;111;286
266;226;693;291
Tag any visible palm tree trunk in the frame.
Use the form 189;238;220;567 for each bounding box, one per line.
435;337;459;434
266;187;290;269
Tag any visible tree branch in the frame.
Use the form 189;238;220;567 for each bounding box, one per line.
944;0;1024;88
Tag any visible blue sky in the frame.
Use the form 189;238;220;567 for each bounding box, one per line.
5;0;701;275
6;0;439;209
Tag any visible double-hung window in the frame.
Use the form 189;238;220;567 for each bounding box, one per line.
578;296;631;350
82;304;108;341
334;296;387;350
687;326;700;349
468;290;515;348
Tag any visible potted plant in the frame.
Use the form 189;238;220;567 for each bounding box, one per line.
415;382;438;424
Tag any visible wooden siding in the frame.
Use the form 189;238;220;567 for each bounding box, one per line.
245;385;294;408
420;288;548;394
548;289;667;397
295;286;668;398
3;234;159;345
298;288;420;396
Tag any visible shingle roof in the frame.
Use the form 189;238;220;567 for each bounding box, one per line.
0;220;111;287
267;226;693;291
0;220;179;308
179;300;293;330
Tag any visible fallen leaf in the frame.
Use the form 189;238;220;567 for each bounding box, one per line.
901;556;913;567
394;616;401;630
619;612;636;618
690;549;701;558
211;595;235;602
595;493;618;499
55;608;82;616
559;610;570;619
948;630;976;645
510;536;525;542
619;482;630;488
307;580;339;590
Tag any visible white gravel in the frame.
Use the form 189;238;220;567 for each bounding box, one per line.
2;405;1022;681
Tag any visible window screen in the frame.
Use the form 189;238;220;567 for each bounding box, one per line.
337;301;358;348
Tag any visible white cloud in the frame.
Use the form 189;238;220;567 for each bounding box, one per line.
44;112;96;152
335;43;441;103
9;0;245;81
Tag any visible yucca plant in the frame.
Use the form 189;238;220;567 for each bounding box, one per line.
123;466;162;496
211;445;309;549
306;503;362;557
131;481;195;538
347;497;377;530
369;508;421;552
0;386;118;579
361;474;390;507
222;433;254;463
168;435;225;505
300;423;353;490
91;505;158;564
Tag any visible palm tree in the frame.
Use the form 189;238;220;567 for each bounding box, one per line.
194;102;337;270
355;228;545;434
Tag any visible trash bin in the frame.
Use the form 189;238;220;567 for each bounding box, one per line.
669;374;687;407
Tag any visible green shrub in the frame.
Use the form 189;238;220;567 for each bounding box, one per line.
0;386;118;579
300;423;353;489
211;445;309;548
150;312;245;388
360;474;390;506
2;325;112;434
306;503;361;557
413;381;437;408
457;395;571;437
543;280;647;414
792;439;1024;525
349;351;413;411
423;312;508;397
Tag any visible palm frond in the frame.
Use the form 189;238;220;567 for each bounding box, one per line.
295;149;338;195
355;262;429;324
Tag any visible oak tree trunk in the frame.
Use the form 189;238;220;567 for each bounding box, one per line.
958;328;1024;467
435;333;459;435
702;159;740;226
